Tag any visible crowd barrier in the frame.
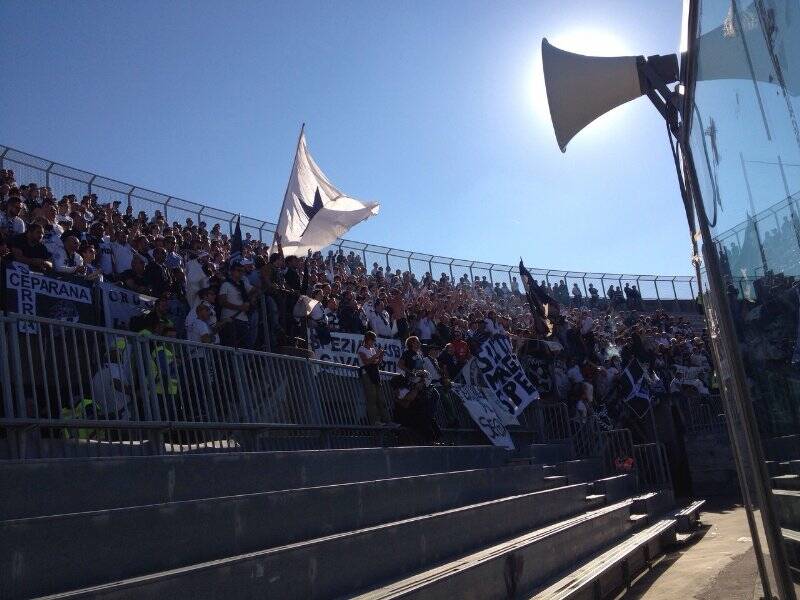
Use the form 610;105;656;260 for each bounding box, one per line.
0;144;699;306
634;442;673;492
0;313;573;460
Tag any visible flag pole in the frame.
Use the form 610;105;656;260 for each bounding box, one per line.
272;122;306;247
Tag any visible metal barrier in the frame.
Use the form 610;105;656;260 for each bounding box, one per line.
634;442;673;492
600;428;637;480
683;393;726;435
0;144;697;304
571;415;604;458
0;313;569;459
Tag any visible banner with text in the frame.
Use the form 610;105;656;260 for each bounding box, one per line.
473;333;539;417
452;384;515;450
99;282;156;330
3;262;96;333
307;328;402;372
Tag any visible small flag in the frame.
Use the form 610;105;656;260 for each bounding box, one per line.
273;129;379;255
618;359;651;419
230;216;243;263
519;259;560;321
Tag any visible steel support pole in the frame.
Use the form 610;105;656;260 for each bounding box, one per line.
45;162;54;188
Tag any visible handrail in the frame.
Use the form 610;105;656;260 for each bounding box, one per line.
0;144;697;299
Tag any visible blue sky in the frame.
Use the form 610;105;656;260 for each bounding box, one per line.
1;0;691;276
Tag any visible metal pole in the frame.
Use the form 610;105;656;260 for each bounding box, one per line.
45;162;54;188
164;197;172;222
671;277;679;312
0;147;8;169
686;140;793;599
88;175;97;196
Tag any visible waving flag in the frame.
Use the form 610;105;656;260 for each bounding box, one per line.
519;259;560;321
230;216;243;262
273;127;380;255
619;359;651;419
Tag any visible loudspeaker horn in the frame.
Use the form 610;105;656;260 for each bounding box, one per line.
542;38;645;152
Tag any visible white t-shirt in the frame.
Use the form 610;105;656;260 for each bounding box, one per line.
0;213;25;236
52;248;84;274
96;237;114;275
186;317;215;359
112;242;135;274
43;224;64;255
357;345;378;367
220;278;253;322
417;317;437;340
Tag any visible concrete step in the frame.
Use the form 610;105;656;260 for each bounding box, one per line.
43;482;597;600
1;445;509;520
674;499;705;534
591;475;636;504
585;494;607;510
529;443;574;464
546;458;604;483
2;464;552;598
782;527;800;571
529;518;677;599
774;489;800;530
766;435;800;462
352;500;639;600
773;474;800;491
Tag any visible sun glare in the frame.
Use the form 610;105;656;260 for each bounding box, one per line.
530;28;632;131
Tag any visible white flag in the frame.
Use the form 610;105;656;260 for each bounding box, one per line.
273;131;379;255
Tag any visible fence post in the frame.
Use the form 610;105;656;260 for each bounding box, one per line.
231;350;253;421
132;335;163;455
0;147;8;169
164;197;172;222
88;175;97;196
0;320;21;459
303;360;329;448
671;277;679;312
45;162;55;188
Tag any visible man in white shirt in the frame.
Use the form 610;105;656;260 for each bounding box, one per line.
112;230;136;275
219;260;254;348
368;299;397;338
92;227;115;276
0;196;26;237
53;235;84;275
416;311;437;343
185;252;210;308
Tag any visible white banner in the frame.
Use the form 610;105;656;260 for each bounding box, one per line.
452;384;515;450
473;334;539;417
99;282;156;330
307;328;402;372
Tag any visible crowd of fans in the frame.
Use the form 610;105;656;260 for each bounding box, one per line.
0;170;713;441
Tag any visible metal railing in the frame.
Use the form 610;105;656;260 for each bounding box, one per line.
0;313;570;459
683;393;726;435
634;442;673;492
0;144;697;304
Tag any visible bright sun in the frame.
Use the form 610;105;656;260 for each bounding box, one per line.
530;28;632;128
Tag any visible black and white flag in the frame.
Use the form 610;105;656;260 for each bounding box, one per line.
619;359;651;419
273;128;379;254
